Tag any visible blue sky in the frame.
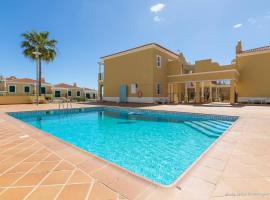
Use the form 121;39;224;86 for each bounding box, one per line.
1;0;270;89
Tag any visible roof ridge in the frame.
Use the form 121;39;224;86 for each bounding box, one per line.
100;43;179;59
241;45;270;54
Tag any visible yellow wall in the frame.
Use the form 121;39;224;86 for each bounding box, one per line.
4;83;53;96
53;88;85;99
43;85;53;94
6;83;35;96
236;51;270;97
103;48;155;98
0;80;95;103
100;42;270;103
167;60;182;76
194;59;235;73
152;49;177;98
102;46;179;100
0;96;45;105
168;70;239;83
0;83;5;91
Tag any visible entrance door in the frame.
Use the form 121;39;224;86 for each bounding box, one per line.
119;85;127;103
86;93;90;99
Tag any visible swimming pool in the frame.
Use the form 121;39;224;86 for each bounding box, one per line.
9;107;237;186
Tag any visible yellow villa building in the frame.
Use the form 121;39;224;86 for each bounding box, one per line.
98;41;270;104
0;76;97;104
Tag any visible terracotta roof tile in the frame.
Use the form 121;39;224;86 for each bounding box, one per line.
6;77;49;84
53;83;76;89
83;87;97;91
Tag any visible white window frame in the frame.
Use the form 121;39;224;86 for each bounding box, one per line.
156;82;161;95
76;90;81;97
131;83;138;94
23;85;30;93
8;85;16;93
156;55;162;68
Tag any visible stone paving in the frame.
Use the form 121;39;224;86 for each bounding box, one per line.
0;103;269;200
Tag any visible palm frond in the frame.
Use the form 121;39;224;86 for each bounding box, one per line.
20;30;57;62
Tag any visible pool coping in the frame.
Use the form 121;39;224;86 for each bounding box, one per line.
5;106;240;188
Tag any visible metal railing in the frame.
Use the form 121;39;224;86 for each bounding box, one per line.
52;98;73;109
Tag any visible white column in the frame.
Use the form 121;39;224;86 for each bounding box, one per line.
201;82;204;96
215;87;218;101
184;82;188;102
168;83;173;102
209;81;212;102
185;83;188;97
230;80;236;104
4;79;6;90
200;81;204;103
195;82;200;103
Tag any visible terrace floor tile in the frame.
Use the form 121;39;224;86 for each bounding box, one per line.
0;103;270;199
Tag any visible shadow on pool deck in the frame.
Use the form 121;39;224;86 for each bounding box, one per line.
80;101;159;108
81;101;248;108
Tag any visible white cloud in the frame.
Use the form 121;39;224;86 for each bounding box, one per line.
150;3;165;13
233;23;242;28
248;18;256;24
153;16;162;22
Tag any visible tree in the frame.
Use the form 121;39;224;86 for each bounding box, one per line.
21;31;57;95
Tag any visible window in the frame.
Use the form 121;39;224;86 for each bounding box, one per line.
86;93;90;99
156;55;161;68
131;83;138;94
41;87;46;94
8;85;16;93
24;86;30;93
68;90;72;97
55;90;61;97
156;82;161;95
77;91;81;97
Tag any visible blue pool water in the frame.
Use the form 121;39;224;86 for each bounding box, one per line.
9;107;237;186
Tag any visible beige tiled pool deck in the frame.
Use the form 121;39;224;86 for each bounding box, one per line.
0;103;270;200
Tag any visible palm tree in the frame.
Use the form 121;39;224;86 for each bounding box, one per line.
21;31;57;96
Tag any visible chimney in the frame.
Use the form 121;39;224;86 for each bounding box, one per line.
73;82;77;87
236;40;242;54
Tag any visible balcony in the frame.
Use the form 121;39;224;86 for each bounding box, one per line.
98;61;104;83
98;72;104;82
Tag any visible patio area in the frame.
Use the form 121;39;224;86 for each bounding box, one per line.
0;103;270;200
